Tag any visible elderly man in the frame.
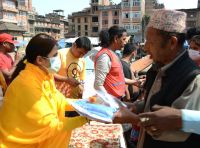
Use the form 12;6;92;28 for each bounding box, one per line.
114;9;200;148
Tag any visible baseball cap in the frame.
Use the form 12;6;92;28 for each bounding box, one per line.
0;33;18;44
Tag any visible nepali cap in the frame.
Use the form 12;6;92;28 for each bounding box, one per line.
147;9;187;33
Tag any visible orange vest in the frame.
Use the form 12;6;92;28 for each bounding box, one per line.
95;48;125;98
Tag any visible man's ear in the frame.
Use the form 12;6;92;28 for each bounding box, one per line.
170;36;178;50
72;42;77;48
114;35;118;43
2;42;8;48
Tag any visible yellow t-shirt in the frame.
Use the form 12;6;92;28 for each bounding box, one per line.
56;48;86;98
0;63;87;148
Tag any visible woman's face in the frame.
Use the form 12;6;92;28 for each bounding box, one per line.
37;45;59;70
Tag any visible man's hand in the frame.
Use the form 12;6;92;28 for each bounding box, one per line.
139;105;182;131
66;77;80;87
14;51;23;66
113;107;140;125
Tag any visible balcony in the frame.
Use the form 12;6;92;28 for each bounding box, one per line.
0;18;17;24
28;15;35;21
91;22;99;26
18;5;28;11
1;5;18;13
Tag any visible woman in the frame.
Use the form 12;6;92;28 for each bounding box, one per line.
0;33;88;148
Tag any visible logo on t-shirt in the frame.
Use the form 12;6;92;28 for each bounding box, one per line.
66;62;81;80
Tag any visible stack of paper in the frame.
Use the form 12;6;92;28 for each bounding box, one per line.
68;90;126;122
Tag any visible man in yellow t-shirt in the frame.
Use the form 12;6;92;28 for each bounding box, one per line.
55;37;91;98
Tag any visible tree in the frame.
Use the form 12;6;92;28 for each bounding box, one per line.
141;15;150;42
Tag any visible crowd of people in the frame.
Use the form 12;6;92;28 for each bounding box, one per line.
0;9;200;148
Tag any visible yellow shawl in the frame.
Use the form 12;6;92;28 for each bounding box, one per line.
0;63;87;148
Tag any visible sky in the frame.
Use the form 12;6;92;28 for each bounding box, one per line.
32;0;198;17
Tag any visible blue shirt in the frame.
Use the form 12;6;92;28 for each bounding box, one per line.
182;109;200;135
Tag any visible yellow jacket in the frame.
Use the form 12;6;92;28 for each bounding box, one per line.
0;63;87;148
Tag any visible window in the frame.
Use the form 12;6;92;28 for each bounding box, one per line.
18;0;25;5
123;2;130;7
132;12;141;19
187;21;196;27
102;20;108;25
72;25;75;31
19;11;26;16
78;25;81;31
92;6;98;12
5;0;16;8
85;25;88;30
5;12;16;20
132;25;141;32
92;0;98;3
92;17;98;22
92;27;98;32
124;24;131;30
188;12;196;18
85;32;88;36
123;12;130;19
113;19;119;24
102;11;108;17
84;17;87;23
72;19;74;22
133;0;140;6
30;28;34;33
78;18;80;23
112;11;118;16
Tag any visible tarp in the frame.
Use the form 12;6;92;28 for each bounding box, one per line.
57;38;65;49
15;40;28;47
65;37;99;46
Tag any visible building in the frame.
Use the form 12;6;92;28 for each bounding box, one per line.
145;0;164;16
68;0;110;37
0;0;68;41
178;8;200;29
145;0;155;16
121;0;145;42
0;0;31;40
176;0;200;29
68;8;92;37
68;0;160;42
98;4;121;31
34;10;66;40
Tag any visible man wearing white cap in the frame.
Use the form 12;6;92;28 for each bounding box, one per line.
136;9;200;148
113;9;200;148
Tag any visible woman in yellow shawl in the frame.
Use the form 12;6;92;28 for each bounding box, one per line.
0;33;88;148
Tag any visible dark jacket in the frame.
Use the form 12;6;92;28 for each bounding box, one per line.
143;51;200;148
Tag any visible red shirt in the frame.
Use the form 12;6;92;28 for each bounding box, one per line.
0;52;14;84
0;52;13;70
